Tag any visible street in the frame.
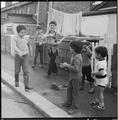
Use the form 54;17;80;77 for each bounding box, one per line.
2;83;44;118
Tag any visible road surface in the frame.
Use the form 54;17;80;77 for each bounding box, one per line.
2;83;44;118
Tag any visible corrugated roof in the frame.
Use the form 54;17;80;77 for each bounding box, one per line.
6;13;36;24
91;1;117;11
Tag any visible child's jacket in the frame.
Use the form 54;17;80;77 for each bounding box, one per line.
68;54;83;80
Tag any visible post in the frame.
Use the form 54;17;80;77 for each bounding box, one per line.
37;1;40;25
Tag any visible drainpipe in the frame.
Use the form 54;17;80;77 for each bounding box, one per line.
37;1;40;25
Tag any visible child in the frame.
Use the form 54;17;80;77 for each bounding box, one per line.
44;21;63;78
80;40;95;93
90;46;108;110
60;40;83;114
13;25;33;92
32;25;44;68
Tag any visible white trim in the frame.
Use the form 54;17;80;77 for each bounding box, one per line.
99;6;117;11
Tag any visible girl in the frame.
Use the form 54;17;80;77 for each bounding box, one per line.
60;40;83;114
90;46;108;110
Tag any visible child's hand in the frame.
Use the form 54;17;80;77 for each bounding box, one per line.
60;63;65;68
18;51;23;57
91;72;96;77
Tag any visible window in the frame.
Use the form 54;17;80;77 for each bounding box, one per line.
6;26;14;34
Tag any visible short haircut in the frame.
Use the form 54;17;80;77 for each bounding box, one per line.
49;21;57;26
70;40;83;54
16;25;26;33
36;26;42;30
95;46;108;58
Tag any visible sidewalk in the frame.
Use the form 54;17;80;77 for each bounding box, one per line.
1;52;117;118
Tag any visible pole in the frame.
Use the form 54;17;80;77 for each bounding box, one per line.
37;1;40;26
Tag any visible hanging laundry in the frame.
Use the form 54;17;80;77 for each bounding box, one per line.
62;13;77;35
47;8;64;34
76;12;82;35
47;7;82;36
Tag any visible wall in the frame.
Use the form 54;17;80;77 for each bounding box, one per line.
81;13;117;78
2;23;37;35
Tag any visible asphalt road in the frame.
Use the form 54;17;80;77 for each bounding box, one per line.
2;83;44;118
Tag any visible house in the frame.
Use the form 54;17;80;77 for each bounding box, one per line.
2;13;36;35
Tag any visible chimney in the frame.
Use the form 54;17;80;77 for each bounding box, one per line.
5;2;12;7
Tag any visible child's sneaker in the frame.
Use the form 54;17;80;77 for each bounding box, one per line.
32;64;35;69
93;105;106;110
15;82;19;87
62;102;71;107
68;107;78;115
89;101;99;106
88;87;95;94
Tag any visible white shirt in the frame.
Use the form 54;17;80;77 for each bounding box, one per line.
14;36;29;55
96;60;107;76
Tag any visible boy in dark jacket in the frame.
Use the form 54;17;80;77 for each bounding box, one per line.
60;40;83;114
80;40;95;93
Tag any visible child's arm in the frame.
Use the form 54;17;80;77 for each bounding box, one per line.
92;70;104;77
27;38;33;56
85;46;92;58
63;58;81;73
92;62;105;77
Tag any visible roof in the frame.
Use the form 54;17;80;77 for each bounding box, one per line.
91;1;117;11
6;13;36;24
1;2;32;12
83;8;117;16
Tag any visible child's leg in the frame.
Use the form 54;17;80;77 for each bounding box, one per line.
86;65;95;93
22;54;31;90
71;79;79;109
15;55;22;86
66;80;73;105
98;85;105;107
39;45;43;65
33;46;39;66
80;67;85;90
90;86;99;105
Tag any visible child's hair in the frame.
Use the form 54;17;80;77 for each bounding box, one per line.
16;25;26;33
49;21;57;26
36;25;42;30
95;46;108;62
70;40;83;54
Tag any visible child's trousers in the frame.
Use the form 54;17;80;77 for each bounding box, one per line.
33;45;43;65
66;79;80;109
15;54;29;88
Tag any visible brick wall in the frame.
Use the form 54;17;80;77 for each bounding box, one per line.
52;2;91;13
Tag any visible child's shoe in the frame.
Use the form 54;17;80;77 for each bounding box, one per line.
68;107;78;115
79;86;84;90
62;102;71;107
32;64;35;69
89;101;99;106
88;87;95;94
25;87;33;92
15;82;19;87
93;105;106;111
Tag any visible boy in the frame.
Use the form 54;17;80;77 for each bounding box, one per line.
13;25;33;92
60;40;83;114
80;40;95;93
32;25;44;68
44;21;63;78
